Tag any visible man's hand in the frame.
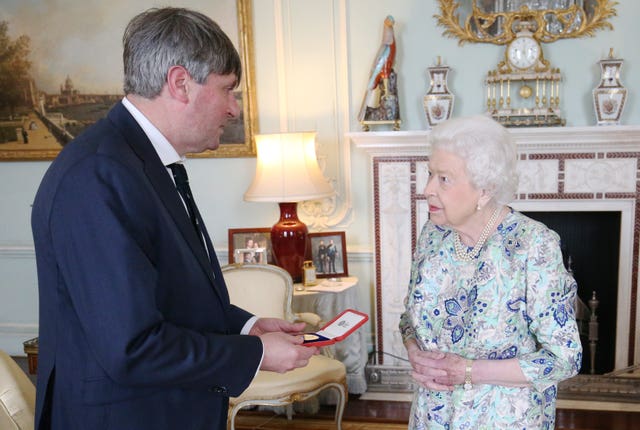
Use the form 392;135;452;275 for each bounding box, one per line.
259;332;318;373
250;317;318;373
249;317;306;336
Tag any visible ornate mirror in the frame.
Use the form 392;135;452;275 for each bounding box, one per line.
435;0;618;44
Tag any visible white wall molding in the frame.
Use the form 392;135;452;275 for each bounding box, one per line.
218;248;372;264
349;125;640;157
0;323;38;356
345;247;373;263
0;245;38;356
0;245;35;259
325;0;355;230
274;0;354;231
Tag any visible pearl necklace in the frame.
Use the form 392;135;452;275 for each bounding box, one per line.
454;206;502;262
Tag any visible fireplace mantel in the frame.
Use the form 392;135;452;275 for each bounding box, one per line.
349;125;640;374
349;125;640;156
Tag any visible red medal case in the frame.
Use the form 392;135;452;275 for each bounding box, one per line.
302;309;368;347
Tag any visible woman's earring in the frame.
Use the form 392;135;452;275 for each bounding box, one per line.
476;204;481;211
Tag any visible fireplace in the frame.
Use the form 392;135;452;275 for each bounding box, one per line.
523;210;620;374
350;125;640;388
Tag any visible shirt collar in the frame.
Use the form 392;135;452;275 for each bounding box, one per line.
121;97;184;166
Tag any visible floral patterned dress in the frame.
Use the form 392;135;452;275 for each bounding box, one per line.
399;209;582;429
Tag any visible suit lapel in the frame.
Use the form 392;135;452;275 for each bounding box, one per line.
106;104;225;300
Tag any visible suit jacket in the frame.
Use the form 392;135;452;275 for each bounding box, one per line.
31;102;262;430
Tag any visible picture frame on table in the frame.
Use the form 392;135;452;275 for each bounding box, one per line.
1;0;256;161
309;231;348;278
228;227;273;264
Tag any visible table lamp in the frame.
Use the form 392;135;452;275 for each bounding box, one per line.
244;132;335;282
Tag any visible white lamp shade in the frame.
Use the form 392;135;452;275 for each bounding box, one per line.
244;132;335;202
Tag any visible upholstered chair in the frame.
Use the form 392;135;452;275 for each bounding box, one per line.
0;349;35;429
222;263;347;430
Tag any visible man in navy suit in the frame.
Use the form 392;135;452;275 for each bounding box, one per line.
31;7;317;430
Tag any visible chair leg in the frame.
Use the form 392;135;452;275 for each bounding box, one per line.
229;383;347;430
329;382;347;430
229;404;241;430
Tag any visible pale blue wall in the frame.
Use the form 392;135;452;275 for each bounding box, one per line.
0;0;637;355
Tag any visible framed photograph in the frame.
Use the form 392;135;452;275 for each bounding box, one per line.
309;231;348;278
1;0;256;161
228;228;273;265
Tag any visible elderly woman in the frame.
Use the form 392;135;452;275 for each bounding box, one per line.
399;115;582;429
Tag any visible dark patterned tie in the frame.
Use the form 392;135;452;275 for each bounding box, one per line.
168;163;206;251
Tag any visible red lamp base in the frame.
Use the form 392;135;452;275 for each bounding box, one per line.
270;202;310;282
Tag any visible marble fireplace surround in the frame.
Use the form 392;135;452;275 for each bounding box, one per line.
350;125;640;372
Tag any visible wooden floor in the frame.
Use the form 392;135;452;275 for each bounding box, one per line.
232;395;640;430
234;416;405;430
233;396;408;430
12;357;639;430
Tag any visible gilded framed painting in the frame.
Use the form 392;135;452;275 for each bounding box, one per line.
0;0;257;161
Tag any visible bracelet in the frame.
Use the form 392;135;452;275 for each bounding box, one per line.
463;359;473;391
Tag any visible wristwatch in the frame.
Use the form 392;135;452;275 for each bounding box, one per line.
464;359;473;391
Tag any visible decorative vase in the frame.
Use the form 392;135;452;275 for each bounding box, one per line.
270;202;309;283
423;57;454;128
593;48;627;126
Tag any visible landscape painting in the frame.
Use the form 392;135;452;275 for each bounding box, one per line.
0;0;256;161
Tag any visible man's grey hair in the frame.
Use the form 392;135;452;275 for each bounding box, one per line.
122;7;241;98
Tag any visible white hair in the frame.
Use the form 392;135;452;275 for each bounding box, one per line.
428;115;518;204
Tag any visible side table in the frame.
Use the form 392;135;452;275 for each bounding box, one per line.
23;337;39;375
293;277;368;394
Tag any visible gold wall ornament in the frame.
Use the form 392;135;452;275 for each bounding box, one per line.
435;0;618;46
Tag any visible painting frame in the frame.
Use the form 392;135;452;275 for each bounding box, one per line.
228;227;274;265
0;0;257;161
309;231;348;278
190;0;257;159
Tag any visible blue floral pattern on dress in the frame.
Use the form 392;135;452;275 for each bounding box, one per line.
400;209;582;429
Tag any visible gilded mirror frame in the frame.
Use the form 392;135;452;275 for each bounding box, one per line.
435;0;618;45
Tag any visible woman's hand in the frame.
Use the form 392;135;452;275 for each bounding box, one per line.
406;341;533;390
405;340;467;391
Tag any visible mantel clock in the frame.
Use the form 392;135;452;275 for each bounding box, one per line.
487;23;564;127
